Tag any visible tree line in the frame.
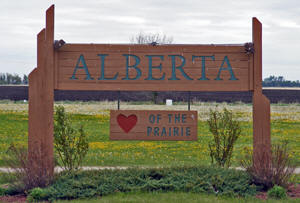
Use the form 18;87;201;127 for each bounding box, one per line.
0;73;28;85
262;75;300;87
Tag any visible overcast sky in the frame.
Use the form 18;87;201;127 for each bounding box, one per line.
0;0;299;80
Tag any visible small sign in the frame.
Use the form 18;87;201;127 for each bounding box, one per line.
166;99;173;106
110;110;198;140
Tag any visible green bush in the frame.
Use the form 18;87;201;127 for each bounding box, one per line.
207;108;242;167
31;166;257;201
267;185;287;199
0;187;6;196
27;187;49;202
54;106;89;172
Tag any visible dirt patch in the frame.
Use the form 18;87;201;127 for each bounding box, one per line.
255;191;268;200
287;184;300;199
256;184;300;200
0;194;26;202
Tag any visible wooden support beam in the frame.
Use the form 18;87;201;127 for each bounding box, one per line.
252;17;262;93
28;29;45;176
253;92;271;168
28;5;55;179
252;17;271;170
41;4;55;176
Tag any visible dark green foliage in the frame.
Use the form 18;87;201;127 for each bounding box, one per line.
0;73;27;85
267;185;287;199
207;108;242;167
263;75;300;87
22;74;28;85
153;91;158;104
31;166;257;201
0;187;6;196
27;187;49;202
54;106;89;171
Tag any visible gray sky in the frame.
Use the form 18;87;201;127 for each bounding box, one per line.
0;0;299;80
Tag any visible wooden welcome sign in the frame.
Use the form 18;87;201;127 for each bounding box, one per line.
56;45;252;91
28;5;271;177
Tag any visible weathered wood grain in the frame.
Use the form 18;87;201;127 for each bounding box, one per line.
110;110;198;141
54;44;252;91
252;17;271;170
28;5;55;179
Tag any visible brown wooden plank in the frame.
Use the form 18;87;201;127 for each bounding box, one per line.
252;18;271;171
28;5;55;178
253;18;262;93
28;68;42;174
54;44;251;91
57;82;250;91
54;51;59;89
110;110;197;141
249;54;254;90
57;79;250;87
28;28;45;177
58;68;250;81
58;74;249;81
58;44;247;53
40;4;55;176
58;52;250;60
57;59;250;69
252;92;271;170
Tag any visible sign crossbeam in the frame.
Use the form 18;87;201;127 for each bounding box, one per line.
54;44;253;92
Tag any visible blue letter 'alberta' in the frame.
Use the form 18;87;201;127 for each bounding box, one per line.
145;55;165;80
168;55;193;80
215;56;238;80
122;54;142;80
97;54;118;80
70;54;94;80
192;55;215;80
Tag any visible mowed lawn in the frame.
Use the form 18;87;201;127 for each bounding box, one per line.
0;101;299;167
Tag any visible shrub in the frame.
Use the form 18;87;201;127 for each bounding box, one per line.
267;185;287;199
207;108;242;167
27;187;49;202
54;106;89;172
0;187;6;196
30;166;257;201
240;141;296;190
3;144;52;193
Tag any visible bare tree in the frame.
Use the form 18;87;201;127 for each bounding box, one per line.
130;32;173;45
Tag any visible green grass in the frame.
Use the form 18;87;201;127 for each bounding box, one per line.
0;101;299;202
54;191;300;203
0;173;16;185
0;106;299;167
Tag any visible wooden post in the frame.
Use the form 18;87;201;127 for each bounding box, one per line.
28;5;55;178
252;18;271;170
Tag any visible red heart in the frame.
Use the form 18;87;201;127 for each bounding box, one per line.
117;114;137;133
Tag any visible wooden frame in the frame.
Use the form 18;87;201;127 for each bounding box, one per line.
28;5;270;176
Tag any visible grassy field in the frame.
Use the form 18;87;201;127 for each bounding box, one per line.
55;192;300;203
0;101;299;167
